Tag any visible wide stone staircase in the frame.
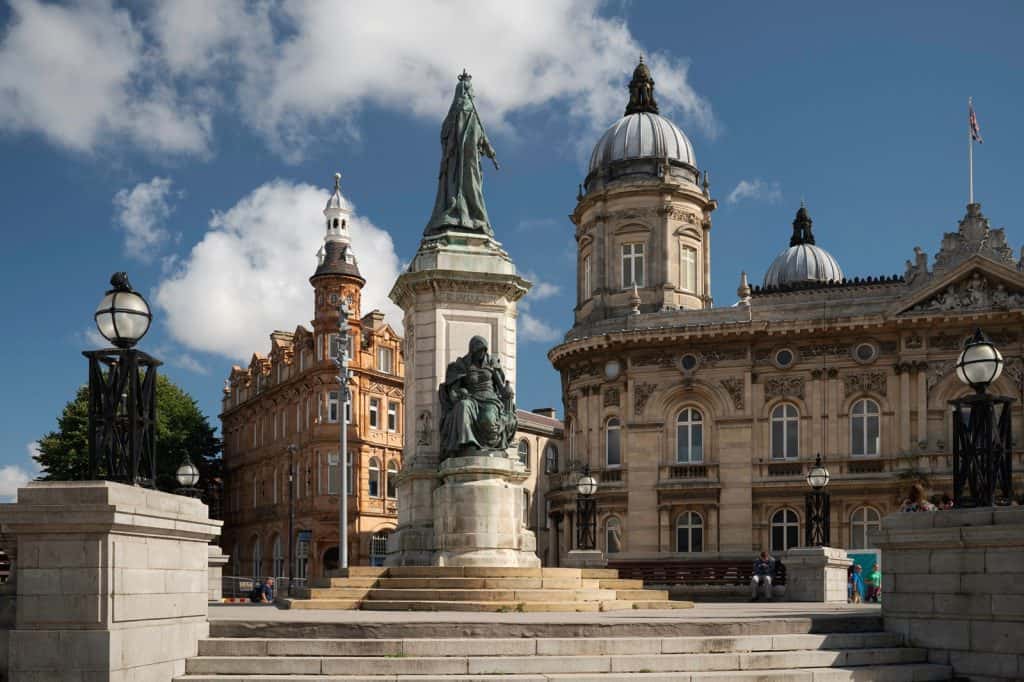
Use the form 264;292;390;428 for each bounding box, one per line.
176;613;951;681
282;567;692;612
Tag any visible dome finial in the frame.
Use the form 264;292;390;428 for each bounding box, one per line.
334;171;341;192
790;203;815;246
625;58;659;116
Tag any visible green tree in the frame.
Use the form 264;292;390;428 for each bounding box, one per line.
35;375;222;493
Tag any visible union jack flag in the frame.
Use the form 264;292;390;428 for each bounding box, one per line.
969;100;983;144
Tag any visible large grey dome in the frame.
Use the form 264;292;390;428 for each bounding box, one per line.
763;205;844;288
588;112;696;176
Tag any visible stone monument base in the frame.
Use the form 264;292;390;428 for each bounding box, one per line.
0;481;221;681
433;454;539;567
784;546;851;602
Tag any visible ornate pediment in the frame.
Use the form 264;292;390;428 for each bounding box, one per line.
906;271;1024;314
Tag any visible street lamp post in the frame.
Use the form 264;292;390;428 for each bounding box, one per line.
950;328;1015;507
333;301;353;570
286;443;298;589
575;465;599;550
84;272;160;486
805;454;831;547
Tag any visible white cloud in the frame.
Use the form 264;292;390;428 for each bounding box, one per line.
521;271;562;300
155;179;402;361
519;308;562;343
113;177;176;261
727;179;782;205
0;1;714;162
0;443;42;502
0;0;211;155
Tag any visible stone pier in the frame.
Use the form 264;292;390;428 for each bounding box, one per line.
0;481;221;681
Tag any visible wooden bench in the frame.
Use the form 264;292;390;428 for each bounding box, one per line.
607;560;786;587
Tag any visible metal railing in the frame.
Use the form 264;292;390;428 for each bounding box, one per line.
221;575;307;600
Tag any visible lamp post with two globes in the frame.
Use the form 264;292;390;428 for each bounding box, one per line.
84;272;161;486
950;328;1014;507
804;454;831;547
574;466;599;550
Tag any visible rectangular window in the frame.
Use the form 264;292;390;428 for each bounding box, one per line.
317;451;322;494
316;335;323;362
621;243;644;288
582;253;592;299
305;463;311;497
328;391;339;423
345;400;352;423
272;470;278;504
369;398;381;429
377;347;393;374
681;245;697;292
327;453;339;494
294;463;301;500
252;476;258;508
387;401;398;432
347;452;354;495
606;428;621;467
328;333;340;359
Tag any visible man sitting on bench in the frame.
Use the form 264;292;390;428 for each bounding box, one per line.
750;551;774;601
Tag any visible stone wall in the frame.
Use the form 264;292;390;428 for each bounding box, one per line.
874;507;1024;681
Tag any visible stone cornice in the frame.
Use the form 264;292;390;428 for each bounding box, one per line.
389;268;531;309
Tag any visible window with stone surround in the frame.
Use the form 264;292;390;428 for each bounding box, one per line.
676;511;704;552
621;242;644;288
681;244;697;292
327;391;339;423
518;439;530;469
605;516;622;553
369;457;381;498
369;398;381;429
770;508;800;552
850;506;881;549
851;399;880;456
545;444;559;473
770;403;799;460
327;453;339;494
386;460;398;498
606;418;622;467
387;401;398;432
676;408;704;463
378;347;394;374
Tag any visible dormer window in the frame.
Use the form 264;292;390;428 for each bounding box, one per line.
378;347;394;374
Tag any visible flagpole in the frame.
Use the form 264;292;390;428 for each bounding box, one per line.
968;97;974;205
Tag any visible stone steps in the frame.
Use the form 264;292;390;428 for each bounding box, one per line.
285;567;683;612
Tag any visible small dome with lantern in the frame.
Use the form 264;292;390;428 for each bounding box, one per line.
763;205;844;289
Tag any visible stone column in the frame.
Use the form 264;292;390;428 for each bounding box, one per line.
387;230;532;566
899;365;912;452
207;545;229;602
0;481;221;681
784;546;851;602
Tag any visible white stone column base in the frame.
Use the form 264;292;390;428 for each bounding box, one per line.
784;546;852;602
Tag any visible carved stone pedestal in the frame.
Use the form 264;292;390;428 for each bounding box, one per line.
433;454;539;567
784;546;851;602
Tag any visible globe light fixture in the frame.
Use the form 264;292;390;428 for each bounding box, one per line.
805;453;830;490
955;328;1004;393
94;272;152;349
574;464;599;550
576;472;599;497
176;458;200;488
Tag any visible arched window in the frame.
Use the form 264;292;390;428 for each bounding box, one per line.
606;418;622;467
605;517;622;554
368;457;381;498
676;408;704;463
518;439;530;469
850;506;881;549
770;404;799;460
675;511;704;552
770;509;800;552
271;535;283;578
386;460;398;499
851;399;880;456
545;444;559;473
251;536;262;577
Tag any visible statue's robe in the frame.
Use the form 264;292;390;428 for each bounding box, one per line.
425;79;494;236
438;355;513;458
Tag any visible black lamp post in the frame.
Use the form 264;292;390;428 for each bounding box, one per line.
575;465;599;550
950;328;1014;507
804;454;831;546
83;272;161;486
175;457;200;498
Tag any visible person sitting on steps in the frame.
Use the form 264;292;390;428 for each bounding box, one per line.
750;551;775;601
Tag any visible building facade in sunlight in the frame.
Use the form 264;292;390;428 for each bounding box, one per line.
545;60;1024;563
219;175;405;579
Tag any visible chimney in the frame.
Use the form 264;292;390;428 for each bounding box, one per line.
531;407;557;419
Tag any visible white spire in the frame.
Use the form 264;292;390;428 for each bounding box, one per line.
323;171;351;246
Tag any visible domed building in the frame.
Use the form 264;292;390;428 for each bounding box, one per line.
544;61;1024;570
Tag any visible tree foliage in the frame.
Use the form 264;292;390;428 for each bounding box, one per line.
34;375;221;492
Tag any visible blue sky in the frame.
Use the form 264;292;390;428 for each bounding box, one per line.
1;0;1022;498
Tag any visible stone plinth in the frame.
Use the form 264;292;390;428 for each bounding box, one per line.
208;545;229;602
433;455;539;567
874;507;1024;681
387;231;531;567
564;550;607;569
0;481;221;681
783;546;851;602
